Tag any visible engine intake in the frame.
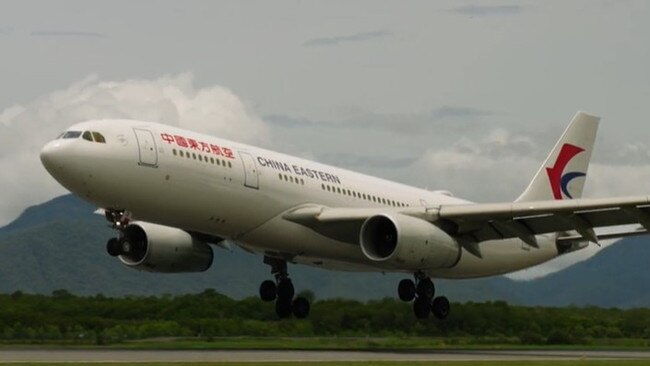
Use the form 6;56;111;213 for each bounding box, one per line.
360;214;460;270
119;221;214;273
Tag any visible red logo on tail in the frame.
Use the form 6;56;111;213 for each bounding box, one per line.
546;143;585;200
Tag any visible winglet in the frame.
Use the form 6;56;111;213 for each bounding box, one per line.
516;111;600;202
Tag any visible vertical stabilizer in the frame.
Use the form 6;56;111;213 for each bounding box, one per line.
516;111;600;202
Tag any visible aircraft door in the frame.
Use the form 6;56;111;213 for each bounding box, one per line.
133;128;158;167
239;151;259;189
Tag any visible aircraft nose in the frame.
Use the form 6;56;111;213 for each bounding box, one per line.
40;140;63;172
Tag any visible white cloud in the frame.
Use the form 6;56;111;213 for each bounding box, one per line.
0;73;268;226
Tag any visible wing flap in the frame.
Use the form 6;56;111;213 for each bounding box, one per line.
441;195;650;243
557;226;648;244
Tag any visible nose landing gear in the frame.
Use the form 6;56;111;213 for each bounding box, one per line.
259;256;310;319
104;209;135;258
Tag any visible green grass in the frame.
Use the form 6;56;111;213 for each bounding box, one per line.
0;362;647;366
1;336;648;350
112;336;650;350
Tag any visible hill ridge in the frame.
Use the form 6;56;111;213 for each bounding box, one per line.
0;194;647;307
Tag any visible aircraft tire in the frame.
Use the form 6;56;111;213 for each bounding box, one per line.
413;297;431;319
275;298;293;318
432;296;450;320
106;238;121;257
259;280;277;302
398;279;416;301
292;297;310;319
277;279;294;301
416;278;435;300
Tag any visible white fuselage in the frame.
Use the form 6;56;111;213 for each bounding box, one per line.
40;119;561;279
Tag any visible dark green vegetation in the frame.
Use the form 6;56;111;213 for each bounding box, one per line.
0;290;648;346
0;195;649;307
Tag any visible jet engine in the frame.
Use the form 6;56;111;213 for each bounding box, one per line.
112;221;214;273
359;213;460;270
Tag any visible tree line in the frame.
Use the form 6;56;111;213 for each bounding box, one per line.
0;289;648;345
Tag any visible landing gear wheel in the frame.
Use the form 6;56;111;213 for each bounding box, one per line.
416;278;435;300
292;297;310;319
106;238;121;257
259;280;277;302
432;296;450;320
277;279;294;301
398;279;416;301
413;297;431;319
275;298;293;318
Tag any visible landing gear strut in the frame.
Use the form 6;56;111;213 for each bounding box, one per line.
398;273;450;320
259;256;310;319
104;209;133;257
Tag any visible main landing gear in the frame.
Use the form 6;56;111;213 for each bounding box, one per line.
398;273;450;320
259;256;310;319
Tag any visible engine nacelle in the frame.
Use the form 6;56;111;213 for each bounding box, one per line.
360;213;460;270
118;221;213;273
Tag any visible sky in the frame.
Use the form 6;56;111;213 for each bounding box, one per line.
1;0;650;279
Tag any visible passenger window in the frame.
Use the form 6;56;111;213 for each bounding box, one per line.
198;155;203;162
173;149;177;156
192;153;197;159
92;132;106;143
82;131;93;142
228;161;232;168
210;157;214;164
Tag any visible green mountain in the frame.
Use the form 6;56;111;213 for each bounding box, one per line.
0;195;647;308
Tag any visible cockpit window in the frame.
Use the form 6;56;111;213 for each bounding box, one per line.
62;131;82;139
82;131;93;141
92;132;106;143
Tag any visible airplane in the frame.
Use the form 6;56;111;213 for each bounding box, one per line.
40;111;650;320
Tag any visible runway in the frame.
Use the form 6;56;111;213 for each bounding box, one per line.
0;349;648;362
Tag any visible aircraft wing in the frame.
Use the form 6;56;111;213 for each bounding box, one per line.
436;196;650;245
283;195;650;247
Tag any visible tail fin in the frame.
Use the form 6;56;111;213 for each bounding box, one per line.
516;111;600;202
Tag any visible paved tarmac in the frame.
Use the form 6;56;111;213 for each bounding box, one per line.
0;349;648;362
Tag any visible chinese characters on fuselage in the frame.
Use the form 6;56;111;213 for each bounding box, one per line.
160;133;234;159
